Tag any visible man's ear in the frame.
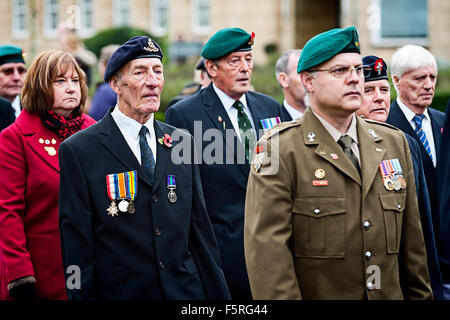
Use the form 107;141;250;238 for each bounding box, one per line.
205;59;217;78
392;75;401;89
300;72;315;93
277;73;289;88
109;77;121;95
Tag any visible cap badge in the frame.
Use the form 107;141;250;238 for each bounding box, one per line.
248;32;255;46
144;39;159;53
374;58;383;75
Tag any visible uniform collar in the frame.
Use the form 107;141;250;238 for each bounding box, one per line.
311;108;359;145
111;104;155;139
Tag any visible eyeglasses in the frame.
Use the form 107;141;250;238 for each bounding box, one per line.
309;65;372;78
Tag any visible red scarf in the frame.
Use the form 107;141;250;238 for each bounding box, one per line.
42;110;85;141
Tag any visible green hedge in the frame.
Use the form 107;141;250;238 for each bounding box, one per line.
83;26;168;61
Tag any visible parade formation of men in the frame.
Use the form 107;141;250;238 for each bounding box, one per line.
0;24;449;301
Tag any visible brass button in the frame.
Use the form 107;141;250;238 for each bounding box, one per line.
365;251;372;260
363;221;371;230
314;208;320;215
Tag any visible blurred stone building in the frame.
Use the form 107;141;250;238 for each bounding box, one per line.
0;0;449;66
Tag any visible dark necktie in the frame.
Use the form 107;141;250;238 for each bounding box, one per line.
233;100;256;161
338;135;360;171
413;114;433;161
139;126;156;184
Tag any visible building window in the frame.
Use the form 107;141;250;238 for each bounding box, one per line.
151;0;168;36
78;0;94;37
12;0;28;38
192;0;210;34
370;0;428;47
44;0;59;37
114;0;130;26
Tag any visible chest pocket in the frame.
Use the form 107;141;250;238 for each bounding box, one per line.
292;196;346;258
379;192;406;254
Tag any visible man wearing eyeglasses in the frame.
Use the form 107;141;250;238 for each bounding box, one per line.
0;45;27;121
244;26;432;299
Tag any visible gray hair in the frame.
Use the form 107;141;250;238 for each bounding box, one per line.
390;44;437;82
275;49;302;78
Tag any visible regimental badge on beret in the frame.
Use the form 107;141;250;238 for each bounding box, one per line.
248;32;255;46
144;39;159;53
374;58;383;75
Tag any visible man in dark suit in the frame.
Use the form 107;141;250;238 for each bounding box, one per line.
357;55;444;299
58;36;230;300
165;28;281;299
386;45;446;285
275;49;306;121
0;97;15;132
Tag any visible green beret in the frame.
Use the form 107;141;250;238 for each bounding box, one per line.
202;28;255;60
297;26;360;73
0;45;25;65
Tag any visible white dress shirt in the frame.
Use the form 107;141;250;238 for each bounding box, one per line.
283;100;304;120
396;98;436;166
311;109;361;166
12;95;21;118
213;83;256;142
111;105;157;164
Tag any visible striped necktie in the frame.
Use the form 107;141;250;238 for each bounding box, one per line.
233;100;256;161
413;114;433;161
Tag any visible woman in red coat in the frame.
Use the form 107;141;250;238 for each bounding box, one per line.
0;50;96;299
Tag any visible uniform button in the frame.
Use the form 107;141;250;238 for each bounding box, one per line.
155;228;161;236
365;251;372;260
159;261;164;269
397;204;402;209
314;208;320;215
363;221;371;230
367;282;375;290
152;195;158;203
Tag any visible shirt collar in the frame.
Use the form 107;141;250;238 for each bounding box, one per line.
396;97;430;122
111;104;155;139
283;100;304;120
213;83;247;112
311;108;359;144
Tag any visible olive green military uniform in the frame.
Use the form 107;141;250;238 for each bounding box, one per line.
244;108;433;300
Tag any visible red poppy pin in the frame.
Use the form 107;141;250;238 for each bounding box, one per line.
158;134;172;148
248;32;255;46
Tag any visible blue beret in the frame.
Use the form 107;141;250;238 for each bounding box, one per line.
362;55;388;82
297;26;360;73
0;45;25;65
104;36;163;82
202;28;255;60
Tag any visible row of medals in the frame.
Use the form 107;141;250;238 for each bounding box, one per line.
384;175;406;191
108;199;135;216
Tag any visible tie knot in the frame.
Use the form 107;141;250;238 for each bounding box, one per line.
338;135;353;150
414;114;425;124
139;125;149;137
233;100;244;112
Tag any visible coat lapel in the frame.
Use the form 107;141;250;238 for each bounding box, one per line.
247;93;266;139
301;109;361;185
152;121;171;190
25;125;60;172
357;118;386;200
